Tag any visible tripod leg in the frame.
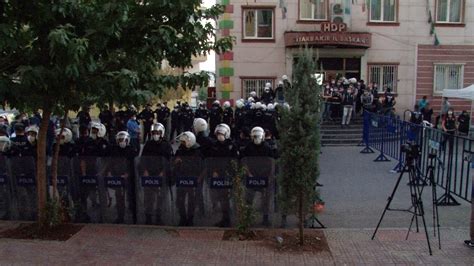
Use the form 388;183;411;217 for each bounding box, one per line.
372;167;406;240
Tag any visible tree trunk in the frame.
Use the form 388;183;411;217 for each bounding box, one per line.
298;190;304;246
50;109;68;200
36;108;52;227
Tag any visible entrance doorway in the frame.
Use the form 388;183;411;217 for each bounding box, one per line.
317;57;361;82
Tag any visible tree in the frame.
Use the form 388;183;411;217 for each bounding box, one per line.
277;47;321;245
0;0;232;227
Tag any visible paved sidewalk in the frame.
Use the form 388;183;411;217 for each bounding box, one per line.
0;222;472;265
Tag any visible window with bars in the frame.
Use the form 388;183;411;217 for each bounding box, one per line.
434;64;464;93
369;0;397;22
242;78;274;98
299;0;328;21
436;0;463;23
243;8;274;39
368;64;398;92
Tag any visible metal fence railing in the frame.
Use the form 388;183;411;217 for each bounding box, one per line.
361;111;473;203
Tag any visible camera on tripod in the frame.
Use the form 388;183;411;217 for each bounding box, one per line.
401;142;420;159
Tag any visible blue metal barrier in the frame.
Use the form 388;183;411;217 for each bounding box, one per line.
362;112;473;203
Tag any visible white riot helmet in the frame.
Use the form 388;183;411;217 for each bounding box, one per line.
26;125;39;144
193;118;208;134
177;131;196;148
214;123;231;142
278;80;284;86
265;82;271;88
282;75;288;81
116;131;130;148
223;101;231;108
349;77;357;84
261;104;267;111
254;102;263;110
283;103;290;110
150;123;165;141
250;91;257;98
236;99;244;109
55;128;73;145
213;100;220;106
247;97;255;103
250;102;256;109
90;122;106;139
267;103;275;110
0;136;11;152
251;127;265;145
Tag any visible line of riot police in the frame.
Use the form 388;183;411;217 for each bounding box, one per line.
0;117;279;227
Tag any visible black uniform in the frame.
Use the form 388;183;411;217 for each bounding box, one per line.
207;139;238;227
155;105;171;135
222;107;234;128
252;108;265;128
209;104;223;136
73;136;109;222
195;107;210;121
138;108;155;141
181;105;194;132
458;112;470;135
77;110;92;132
99;110;114;139
261;89;274;104
10;135;36;157
174;145;202;226
195;132;213;158
234;108;245;137
141;138;173;224
170;107;181;140
105;144;138;223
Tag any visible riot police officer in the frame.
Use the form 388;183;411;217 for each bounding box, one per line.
141;123;173;225
170;104;181;142
181;102;194;132
252;102;265;128
174;131;202;226
106;131;138;223
207;124;238;227
10;124;37;157
241;127;275;226
99;105;114;141
209;100;223;136
138;104;155;142
193;118;213;157
155;103;170;137
55;128;75;157
195;102;210;122
77;106;92;134
261;83;274;104
0;136;11;219
73;122;108;222
234;100;246;139
222;101;234;128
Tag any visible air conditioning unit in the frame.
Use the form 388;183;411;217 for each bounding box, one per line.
330;3;344;24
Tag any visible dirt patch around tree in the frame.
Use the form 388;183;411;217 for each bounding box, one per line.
223;229;330;253
0;223;83;241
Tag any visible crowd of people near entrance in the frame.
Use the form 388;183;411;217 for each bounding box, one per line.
321;78;396;127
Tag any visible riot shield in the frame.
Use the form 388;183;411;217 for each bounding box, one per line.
135;156;172;225
171;156;202;226
0;155;12;220
48;156;73;209
241;156;275;227
10;156;36;221
99;156;134;224
203;157;237;227
72;156;101;223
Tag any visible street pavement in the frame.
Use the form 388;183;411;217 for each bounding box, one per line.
0;146;472;264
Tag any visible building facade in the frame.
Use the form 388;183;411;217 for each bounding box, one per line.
216;0;474;114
